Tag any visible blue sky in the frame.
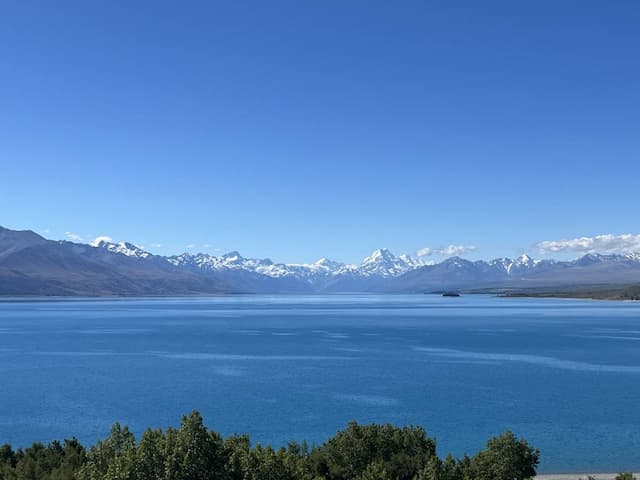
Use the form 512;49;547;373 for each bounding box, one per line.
1;1;639;263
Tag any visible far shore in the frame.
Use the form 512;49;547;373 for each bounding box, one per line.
494;284;640;301
535;474;638;480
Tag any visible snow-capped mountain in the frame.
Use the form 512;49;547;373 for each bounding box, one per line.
489;254;547;274
4;225;640;296
165;247;425;284
92;236;640;292
357;248;420;277
167;251;341;278
91;240;152;259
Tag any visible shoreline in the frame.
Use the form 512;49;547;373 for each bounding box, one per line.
536;474;638;480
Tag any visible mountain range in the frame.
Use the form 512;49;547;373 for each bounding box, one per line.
1;225;640;296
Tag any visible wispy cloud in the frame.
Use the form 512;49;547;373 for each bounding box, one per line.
90;235;113;247
150;243;163;248
65;232;84;242
536;234;640;255
416;244;476;257
186;244;196;249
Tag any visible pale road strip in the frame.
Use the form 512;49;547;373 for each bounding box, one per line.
536;474;638;480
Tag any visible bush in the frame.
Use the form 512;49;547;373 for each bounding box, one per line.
616;473;636;480
0;413;541;480
468;431;539;480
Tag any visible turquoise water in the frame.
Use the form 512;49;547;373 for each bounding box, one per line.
1;294;639;472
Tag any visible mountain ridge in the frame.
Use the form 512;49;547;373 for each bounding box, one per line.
1;226;640;296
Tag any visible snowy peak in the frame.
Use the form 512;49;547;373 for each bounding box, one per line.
93;240;151;259
489;257;514;272
362;248;396;265
510;254;543;271
487;254;544;274
398;253;421;267
313;257;344;270
515;254;534;266
359;248;417;277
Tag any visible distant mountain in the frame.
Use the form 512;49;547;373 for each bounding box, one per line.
393;253;640;292
0;226;231;296
91;239;152;259
166;246;425;292
1;225;640;296
0;226;48;259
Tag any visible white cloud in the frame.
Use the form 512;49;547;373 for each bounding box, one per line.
416;244;476;257
65;232;84;242
186;244;196;249
90;235;113;247
440;245;477;256
150;243;163;248
536;234;640;255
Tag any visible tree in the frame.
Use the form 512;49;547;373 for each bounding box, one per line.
77;423;136;480
223;434;251;480
615;474;636;480
0;445;15;468
310;421;436;480
0;413;544;480
356;461;391;480
165;411;225;480
470;431;539;480
134;429;166;480
415;456;442;480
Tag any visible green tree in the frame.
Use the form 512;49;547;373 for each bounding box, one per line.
615;474;636;480
245;443;311;480
470;431;539;480
223;434;251;480
415;456;442;480
77;423;136;480
49;439;86;480
355;461;391;480
134;429;166;480
310;421;436;480
0;412;544;480
165;411;225;480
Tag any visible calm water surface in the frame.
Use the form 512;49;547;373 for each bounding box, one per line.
1;294;639;472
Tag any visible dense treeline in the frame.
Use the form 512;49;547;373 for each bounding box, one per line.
1;411;542;480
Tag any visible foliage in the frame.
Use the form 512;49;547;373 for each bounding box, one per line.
0;412;541;480
309;421;436;480
0;439;85;480
616;474;636;480
468;431;539;480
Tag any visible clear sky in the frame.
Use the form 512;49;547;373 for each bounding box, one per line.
1;1;639;263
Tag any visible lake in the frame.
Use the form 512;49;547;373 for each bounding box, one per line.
0;294;639;472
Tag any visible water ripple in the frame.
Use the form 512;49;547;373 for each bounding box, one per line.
414;347;640;373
